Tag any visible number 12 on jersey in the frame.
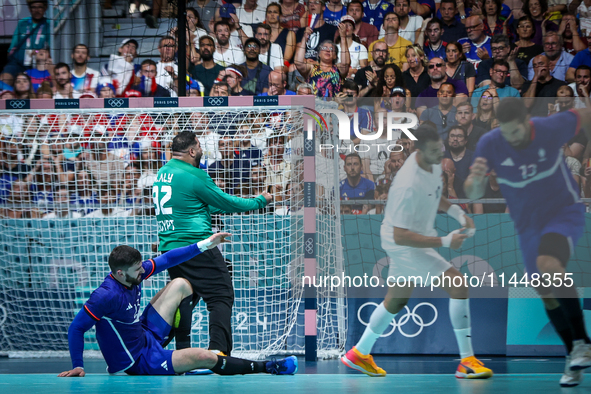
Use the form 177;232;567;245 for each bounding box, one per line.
153;185;173;215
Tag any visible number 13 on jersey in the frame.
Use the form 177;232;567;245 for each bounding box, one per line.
519;164;537;179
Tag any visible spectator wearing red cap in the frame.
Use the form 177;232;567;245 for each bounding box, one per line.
336;15;368;78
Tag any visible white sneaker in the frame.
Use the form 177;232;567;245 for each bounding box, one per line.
561;356;584;387
570;340;591;371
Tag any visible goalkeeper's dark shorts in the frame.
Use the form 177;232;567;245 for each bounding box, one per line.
167;247;234;353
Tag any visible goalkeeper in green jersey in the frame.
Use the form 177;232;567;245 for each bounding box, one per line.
153;131;273;354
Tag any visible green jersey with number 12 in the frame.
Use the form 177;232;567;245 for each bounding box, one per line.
154;159;267;251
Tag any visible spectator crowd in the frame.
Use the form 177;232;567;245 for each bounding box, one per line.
2;0;591;218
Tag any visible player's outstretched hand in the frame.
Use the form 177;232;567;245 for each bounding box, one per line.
58;367;85;377
262;191;274;204
469;157;488;181
450;231;469;250
208;232;232;248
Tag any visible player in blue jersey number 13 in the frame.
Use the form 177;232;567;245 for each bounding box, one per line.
465;98;591;388
58;232;297;377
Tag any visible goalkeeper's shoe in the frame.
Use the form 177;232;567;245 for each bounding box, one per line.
265;356;298;375
570;340;591;371
455;356;493;379
341;347;386;377
561;356;584;387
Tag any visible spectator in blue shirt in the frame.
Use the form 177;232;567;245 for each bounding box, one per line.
567;40;591;83
528;32;573;82
458;15;492;70
340;153;375;215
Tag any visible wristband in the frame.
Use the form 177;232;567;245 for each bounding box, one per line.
197;239;214;251
441;229;460;248
447;204;467;226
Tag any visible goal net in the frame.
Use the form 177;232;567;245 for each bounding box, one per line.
0;103;346;360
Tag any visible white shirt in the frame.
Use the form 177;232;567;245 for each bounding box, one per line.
214;46;247;67
192;28;209;49
568;82;588;108
86;207;133;218
137;170;157;190
338;41;368;70
236;5;266;25
259;43;284;70
156;61;178;97
0;114;23;137
569;0;591;33
230;25;254;49
71;67;99;98
198;131;222;166
43;211;83;219
357;136;397;178
379;15;422;42
381;152;442;248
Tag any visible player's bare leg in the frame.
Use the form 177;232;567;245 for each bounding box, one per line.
341;281;415;377
150;277;193;324
438;267;492;379
536;253;591;387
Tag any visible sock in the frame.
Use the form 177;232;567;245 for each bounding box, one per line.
211;356;266;375
174;295;193;350
355;302;396;355
546;305;574;353
449;298;474;359
557;297;591;344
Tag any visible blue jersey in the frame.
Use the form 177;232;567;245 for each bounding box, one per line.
457;36;491;70
323;7;347;27
348;107;374;136
235;147;263;184
340;177;375;214
473;110;583;233
362;0;394;31
67;243;204;373
424;42;447;60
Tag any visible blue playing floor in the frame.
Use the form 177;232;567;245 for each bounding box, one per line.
0;356;584;393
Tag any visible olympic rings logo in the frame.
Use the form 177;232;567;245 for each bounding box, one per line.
107;98;125;108
305;139;313;151
304;237;314;255
9;100;26;109
357;302;438;338
207;97;225;106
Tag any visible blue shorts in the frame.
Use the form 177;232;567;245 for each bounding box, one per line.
518;203;585;276
125;304;175;375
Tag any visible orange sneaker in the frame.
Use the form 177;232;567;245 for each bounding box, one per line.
455;356;493;379
341;347;386;377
